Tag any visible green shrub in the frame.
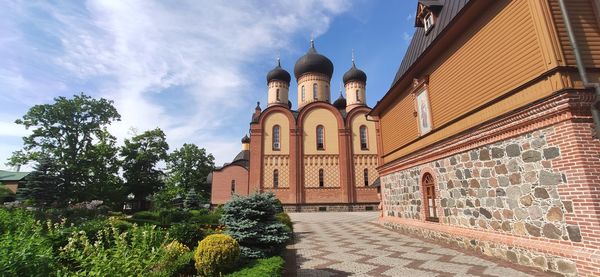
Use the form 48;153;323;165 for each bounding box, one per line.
0;185;15;204
275;212;293;233
125;217;162;226
226;256;285;277
194;234;240;277
158;209;190;225
132;210;159;221
221;193;291;258
60;224;188;276
168;222;206;248
154;240;193;277
0;209;58;276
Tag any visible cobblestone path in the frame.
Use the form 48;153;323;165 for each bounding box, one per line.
288;212;549;277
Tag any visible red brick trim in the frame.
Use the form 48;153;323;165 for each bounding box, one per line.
379;90;595;175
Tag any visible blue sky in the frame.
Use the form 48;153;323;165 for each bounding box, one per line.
0;0;418;169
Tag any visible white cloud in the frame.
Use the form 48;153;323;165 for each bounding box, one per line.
0;121;29;137
2;0;351;165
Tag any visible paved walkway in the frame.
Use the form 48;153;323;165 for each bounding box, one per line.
288;212;548;277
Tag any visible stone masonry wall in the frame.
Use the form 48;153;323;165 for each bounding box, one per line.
382;126;581;243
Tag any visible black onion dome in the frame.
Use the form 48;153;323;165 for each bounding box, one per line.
333;93;347;110
343;61;367;84
266;59;291;83
241;135;250;143
294;41;334;79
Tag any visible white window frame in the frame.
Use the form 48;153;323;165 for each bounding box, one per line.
424;13;434;32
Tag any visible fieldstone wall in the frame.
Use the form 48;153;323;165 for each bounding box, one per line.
382;127;581;243
382;221;578;276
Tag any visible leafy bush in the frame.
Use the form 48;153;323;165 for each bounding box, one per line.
60;224;189;276
276;212;293;233
0;185;15;204
226;256;285;277
156;240;193;277
158;209;190;225
132;210;159;221
168;222;206;248
194;234;240;277
0;209;58;276
221;193;291;258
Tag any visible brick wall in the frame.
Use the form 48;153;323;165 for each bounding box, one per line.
211;165;249;205
379;91;600;276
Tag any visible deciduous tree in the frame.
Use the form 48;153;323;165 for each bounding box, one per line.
121;128;169;210
10;93;121;206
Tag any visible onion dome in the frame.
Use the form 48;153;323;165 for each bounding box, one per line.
287;100;292;109
343;60;367;84
294;40;334;80
266;58;291;84
333;91;347;110
241;135;250;144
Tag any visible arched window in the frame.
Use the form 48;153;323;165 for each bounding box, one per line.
276;89;280;101
272;125;280;150
359;125;368;150
301;86;305;101
231;180;236;195
316;125;325;150
356;90;360;102
313;83;318;100
273;169;279;188
363;168;369;187
319;169;324;187
423;173;438;222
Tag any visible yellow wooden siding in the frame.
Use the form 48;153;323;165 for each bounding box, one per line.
380;93;418;154
380;0;549;158
429;0;546;128
549;0;600;68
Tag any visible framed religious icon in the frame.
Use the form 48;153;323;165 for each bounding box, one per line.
415;89;432;135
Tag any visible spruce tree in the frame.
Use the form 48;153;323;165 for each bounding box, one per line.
17;159;59;207
183;188;200;210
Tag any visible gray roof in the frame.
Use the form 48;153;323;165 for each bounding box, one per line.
391;0;470;87
294;42;334;79
0;170;30;182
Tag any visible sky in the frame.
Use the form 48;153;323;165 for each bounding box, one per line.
0;0;418;170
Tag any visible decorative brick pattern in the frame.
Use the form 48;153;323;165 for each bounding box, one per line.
304;155;340;188
290;212;546;276
263;155;290;188
353;155;378;187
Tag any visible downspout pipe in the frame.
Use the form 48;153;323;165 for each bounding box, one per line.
558;0;600;138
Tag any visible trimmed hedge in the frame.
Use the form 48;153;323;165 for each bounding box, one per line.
226;256;285;277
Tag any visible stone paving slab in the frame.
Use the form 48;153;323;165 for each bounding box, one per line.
288;212;551;277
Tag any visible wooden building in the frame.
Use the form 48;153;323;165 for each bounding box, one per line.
370;0;600;276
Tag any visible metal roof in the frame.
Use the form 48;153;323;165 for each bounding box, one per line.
391;0;470;88
0;170;30;182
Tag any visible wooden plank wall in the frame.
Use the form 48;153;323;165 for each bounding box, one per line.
549;0;600;68
378;0;593;162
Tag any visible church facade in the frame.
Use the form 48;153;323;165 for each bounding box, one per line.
211;41;380;212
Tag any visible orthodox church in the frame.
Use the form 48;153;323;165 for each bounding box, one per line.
211;40;380;211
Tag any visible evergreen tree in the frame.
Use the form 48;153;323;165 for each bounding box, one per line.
220;192;290;258
183;188;200;209
17;159;59;207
